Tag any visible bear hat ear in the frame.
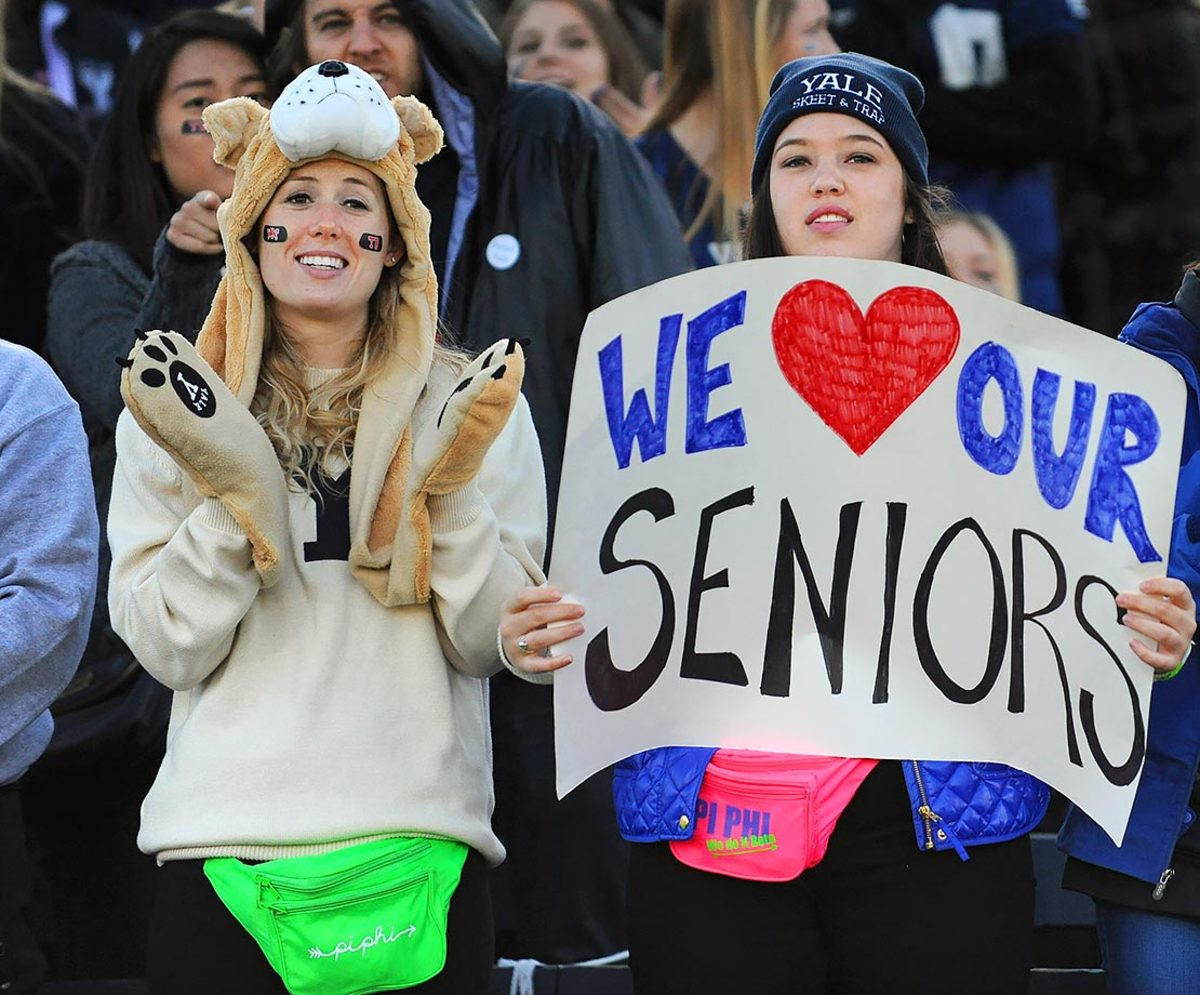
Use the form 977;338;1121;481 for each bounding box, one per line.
392;95;443;164
203;97;269;168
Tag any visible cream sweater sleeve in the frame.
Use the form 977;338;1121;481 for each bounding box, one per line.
428;394;547;678
107;411;262;691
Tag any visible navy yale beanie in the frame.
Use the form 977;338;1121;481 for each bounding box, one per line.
751;52;929;192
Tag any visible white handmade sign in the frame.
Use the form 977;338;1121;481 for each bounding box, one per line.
549;257;1186;845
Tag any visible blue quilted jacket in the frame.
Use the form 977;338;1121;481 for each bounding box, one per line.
1058;275;1200;885
614;749;1049;859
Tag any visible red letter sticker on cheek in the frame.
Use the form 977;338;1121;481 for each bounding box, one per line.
359;232;383;252
262;225;288;243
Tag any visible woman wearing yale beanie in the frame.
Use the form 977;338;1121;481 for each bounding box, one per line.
744;51;948;272
503;47;1188;994
613;57;1054;995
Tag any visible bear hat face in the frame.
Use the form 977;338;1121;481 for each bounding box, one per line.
270;60;401;162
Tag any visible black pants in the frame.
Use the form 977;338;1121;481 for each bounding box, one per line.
628;761;1035;995
146;848;494;995
21;728;164;979
490;672;628;961
0;785;48;994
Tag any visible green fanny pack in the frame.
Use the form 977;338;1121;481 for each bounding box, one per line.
204;836;468;995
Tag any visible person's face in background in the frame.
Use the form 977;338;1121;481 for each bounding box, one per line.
507;1;610;98
257;157;399;333
769;112;908;262
938;219;1006;297
774;0;838;64
303;0;423;99
152;39;268;201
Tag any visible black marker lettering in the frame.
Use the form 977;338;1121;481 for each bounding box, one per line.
584;488;677;712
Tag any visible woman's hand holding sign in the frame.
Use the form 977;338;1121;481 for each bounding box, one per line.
1117;577;1196;674
501;586;584;676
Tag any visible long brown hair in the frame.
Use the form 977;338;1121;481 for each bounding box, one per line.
640;0;757;245
753;0;794;107
742;171;950;274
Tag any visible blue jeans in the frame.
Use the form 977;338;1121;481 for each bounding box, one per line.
1095;899;1200;995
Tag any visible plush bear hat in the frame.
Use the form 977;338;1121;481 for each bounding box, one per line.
199;59;442;401
198;60;445;599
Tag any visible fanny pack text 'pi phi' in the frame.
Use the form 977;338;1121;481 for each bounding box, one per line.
308;923;416;962
792;72;886;126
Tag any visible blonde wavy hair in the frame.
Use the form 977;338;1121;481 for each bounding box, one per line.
252;248;463;495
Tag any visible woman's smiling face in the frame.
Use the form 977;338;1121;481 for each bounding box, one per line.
257;157;399;332
769;112;909;263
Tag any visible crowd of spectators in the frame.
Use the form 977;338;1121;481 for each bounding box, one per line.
3;0;1200;990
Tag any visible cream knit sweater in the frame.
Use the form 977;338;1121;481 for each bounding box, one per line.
108;375;546;866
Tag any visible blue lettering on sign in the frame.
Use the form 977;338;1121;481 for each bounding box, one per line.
685;291;749;454
598;291;750;468
1031;369;1096;510
1084;394;1161;563
598;314;682;469
957;341;1023;475
955;342;1162;563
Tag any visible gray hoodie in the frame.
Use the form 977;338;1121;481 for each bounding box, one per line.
0;341;98;784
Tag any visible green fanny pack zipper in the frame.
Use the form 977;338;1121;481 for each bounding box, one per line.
204;836;468;995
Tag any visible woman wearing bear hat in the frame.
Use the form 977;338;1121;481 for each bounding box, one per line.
108;61;546;994
500;52;1197;994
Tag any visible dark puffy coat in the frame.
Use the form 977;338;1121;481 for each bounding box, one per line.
400;0;693;536
0;84;87;354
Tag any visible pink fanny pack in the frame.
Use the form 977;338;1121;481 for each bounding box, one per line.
669;751;877;882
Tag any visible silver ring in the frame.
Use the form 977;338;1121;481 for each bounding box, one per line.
517;636;531;654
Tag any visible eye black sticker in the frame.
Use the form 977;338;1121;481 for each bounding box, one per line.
359;232;383;252
263;225;288;243
182;119;208;134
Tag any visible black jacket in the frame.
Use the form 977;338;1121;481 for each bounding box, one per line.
0;85;87;354
400;0;692;537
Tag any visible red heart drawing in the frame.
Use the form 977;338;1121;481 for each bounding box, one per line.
771;280;960;455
